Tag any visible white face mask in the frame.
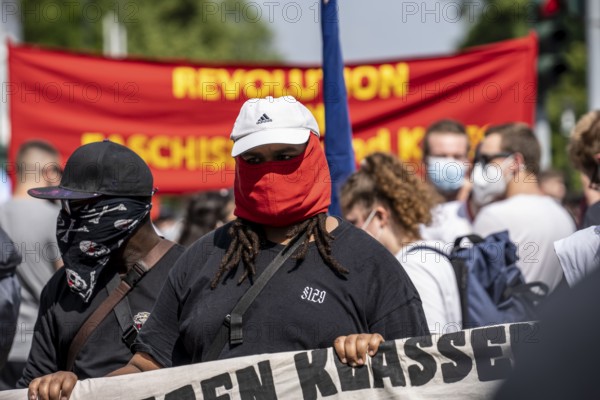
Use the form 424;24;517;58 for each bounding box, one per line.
361;208;377;230
471;156;513;206
361;208;383;240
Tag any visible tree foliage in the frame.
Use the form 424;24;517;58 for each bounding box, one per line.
12;0;278;203
459;0;587;191
460;0;532;48
20;0;279;61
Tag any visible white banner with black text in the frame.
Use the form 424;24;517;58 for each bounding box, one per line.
3;322;538;400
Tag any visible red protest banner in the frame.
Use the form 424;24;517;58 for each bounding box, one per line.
8;33;536;193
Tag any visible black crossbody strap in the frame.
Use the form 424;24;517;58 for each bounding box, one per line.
410;245;449;258
66;239;175;371
204;231;308;362
107;274;138;348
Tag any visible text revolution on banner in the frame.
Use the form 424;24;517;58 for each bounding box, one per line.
2;322;538;400
8;35;537;193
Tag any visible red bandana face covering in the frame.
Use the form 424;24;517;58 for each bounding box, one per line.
234;135;331;227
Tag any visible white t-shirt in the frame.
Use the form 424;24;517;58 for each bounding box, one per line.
554;225;600;287
396;240;462;334
0;173;11;204
420;201;473;245
473;194;576;292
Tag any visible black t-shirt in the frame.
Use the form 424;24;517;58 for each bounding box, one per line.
495;265;600;399
133;219;429;367
17;245;185;387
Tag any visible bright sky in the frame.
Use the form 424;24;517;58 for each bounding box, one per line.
257;0;468;64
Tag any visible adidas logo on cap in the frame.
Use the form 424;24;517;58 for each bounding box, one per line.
230;96;321;157
256;113;273;124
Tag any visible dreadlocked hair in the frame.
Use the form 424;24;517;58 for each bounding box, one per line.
210;213;348;289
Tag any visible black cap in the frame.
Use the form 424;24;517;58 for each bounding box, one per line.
28;140;153;200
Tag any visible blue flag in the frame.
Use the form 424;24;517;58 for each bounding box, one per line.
321;0;355;217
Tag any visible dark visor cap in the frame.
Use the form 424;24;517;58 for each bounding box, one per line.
28;140;153;200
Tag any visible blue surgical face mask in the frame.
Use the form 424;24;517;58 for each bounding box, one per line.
426;156;467;193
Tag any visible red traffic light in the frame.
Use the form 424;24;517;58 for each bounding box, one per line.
540;0;560;17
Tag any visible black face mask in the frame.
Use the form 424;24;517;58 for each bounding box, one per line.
57;197;151;302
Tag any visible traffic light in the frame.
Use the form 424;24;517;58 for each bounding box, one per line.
533;0;570;96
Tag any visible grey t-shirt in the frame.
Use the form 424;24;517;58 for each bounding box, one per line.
0;198;60;361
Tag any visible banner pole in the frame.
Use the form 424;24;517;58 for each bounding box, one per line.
321;0;355;217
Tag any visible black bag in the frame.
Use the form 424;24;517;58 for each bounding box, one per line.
0;227;21;369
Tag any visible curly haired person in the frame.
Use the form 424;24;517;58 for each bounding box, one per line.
568;110;600;228
342;152;462;334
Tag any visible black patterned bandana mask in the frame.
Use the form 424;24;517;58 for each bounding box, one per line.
57;197;151;302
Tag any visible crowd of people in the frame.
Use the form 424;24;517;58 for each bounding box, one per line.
0;96;598;399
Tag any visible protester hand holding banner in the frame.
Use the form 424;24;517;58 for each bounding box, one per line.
2;322;537;400
8;34;537;193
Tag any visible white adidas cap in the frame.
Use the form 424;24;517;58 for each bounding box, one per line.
230;96;320;157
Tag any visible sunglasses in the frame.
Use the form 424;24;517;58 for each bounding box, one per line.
474;152;513;166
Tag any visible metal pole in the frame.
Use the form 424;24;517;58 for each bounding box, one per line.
0;0;22;148
103;11;127;57
587;0;600;110
536;102;552;170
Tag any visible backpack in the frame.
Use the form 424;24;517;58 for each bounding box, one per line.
0;226;22;369
415;230;548;329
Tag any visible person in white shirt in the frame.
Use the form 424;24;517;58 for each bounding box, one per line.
420;119;475;244
341;152;462;334
472;123;575;292
554;225;600;287
568;109;600;228
550;111;600;288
